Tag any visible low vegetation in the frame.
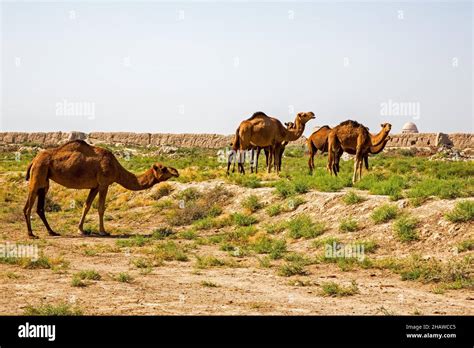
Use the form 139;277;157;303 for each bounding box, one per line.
371;204;398;224
24;303;83;316
445;200;474;223
393;216;419;242
342;191;365;205
286;215;326;239
320;280;359;297
339;217;359;232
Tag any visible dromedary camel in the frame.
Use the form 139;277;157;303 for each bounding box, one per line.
228;122;295;175
334;135;392;173
24;140;179;238
307;125;391;174
307;125;331;173
327;121;391;183
250;121;295;174
228;111;315;174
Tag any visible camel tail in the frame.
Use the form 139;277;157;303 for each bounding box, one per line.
307;138;317;156
25;162;33;181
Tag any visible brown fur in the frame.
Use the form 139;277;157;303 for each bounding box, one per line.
327;121;391;183
228;111;315;174
307;126;391;173
23;140;179;238
307;125;331;173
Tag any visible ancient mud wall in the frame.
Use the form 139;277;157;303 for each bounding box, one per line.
0;131;472;150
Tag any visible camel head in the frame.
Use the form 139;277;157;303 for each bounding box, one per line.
152;163;179;182
380;123;392;135
296;112;315;124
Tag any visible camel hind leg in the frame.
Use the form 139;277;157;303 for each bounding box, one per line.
308;148;316;174
97;186;110;236
24;163;49;238
24;189;39;239
327;134;338;176
36;186;60;236
78;187;99;235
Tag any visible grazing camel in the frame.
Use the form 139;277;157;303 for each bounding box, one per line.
24;140;179;238
307;126;391;174
228;111;315;174
327;121;391;183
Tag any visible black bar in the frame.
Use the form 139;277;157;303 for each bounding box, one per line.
0;315;472;346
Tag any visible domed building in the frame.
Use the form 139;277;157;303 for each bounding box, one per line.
402;122;419;133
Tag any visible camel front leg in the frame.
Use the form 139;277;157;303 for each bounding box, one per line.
255;147;261;174
274;144;281;174
36;187;59;236
23;189;38;239
78;187;99;235
352;159;359;184
98;186;110;236
267;147;275;173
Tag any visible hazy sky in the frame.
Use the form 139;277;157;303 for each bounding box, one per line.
1;1;472;136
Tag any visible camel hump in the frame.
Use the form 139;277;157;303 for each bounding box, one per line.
58;139;91;150
246;111;267;121
338;120;362;128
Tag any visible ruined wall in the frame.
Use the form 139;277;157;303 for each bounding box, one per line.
0;131;472;150
386;133;437;147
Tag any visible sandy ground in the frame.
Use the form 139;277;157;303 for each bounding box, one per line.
0;179;472;315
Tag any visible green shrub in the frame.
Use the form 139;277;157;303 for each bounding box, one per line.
456;239;474;253
286;215;326;239
393;216;419;242
343;191;365;205
371;204;398;224
232;213;258;226
339;217;359;232
251;235;287;259
274;181;295;198
116;272;133;283
278;262;308;277
293;179;310;194
24;303;82;316
242;195;263;212
320;281;359;297
175;187;201;201
445;201;474;223
154;241;188;262
266;204;282;217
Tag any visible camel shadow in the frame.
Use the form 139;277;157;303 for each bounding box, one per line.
59;232;159;239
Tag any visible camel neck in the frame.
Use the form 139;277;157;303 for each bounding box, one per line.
285;118;305;141
116;167;156;191
370;129;389;147
370;138;389;154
